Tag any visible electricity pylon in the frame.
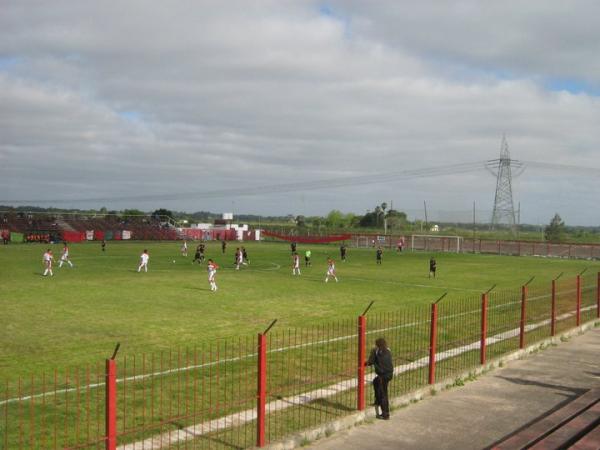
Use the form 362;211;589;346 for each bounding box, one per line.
486;135;524;232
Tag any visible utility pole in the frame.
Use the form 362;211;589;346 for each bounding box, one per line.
487;135;523;234
472;201;476;241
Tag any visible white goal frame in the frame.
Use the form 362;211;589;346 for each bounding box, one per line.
410;234;463;253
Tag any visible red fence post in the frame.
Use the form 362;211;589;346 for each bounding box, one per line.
105;359;117;450
597;272;600;319
480;293;488;365
428;303;438;385
576;275;581;326
256;333;267;447
519;286;527;349
551;279;556;337
357;315;366;411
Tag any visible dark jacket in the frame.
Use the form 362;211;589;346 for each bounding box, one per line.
367;347;393;380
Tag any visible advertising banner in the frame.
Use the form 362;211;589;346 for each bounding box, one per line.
62;231;85;242
86;230;94;240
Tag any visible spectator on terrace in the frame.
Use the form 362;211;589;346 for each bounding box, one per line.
366;337;393;420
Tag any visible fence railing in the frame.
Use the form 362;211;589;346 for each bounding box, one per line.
347;233;600;260
2;274;599;449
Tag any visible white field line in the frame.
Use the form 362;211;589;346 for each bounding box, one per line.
2;285;593;406
118;303;598;450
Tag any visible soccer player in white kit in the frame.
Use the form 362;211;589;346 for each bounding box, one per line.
325;257;338;283
42;249;54;276
235;248;244;270
292;252;301;275
59;243;73;268
181;241;188;257
207;259;219;291
137;249;149;272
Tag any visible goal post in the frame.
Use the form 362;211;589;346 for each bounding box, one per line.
410;235;463;253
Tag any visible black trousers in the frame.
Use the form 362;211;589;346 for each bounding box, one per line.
373;375;391;417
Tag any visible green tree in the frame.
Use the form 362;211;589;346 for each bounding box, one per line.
345;212;357;228
311;217;323;231
123;209;145;216
326;210;346;228
359;211;377;227
544;213;566;242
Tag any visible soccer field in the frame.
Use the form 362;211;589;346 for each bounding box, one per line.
0;240;596;378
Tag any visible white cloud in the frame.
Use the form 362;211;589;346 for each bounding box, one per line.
1;1;600;224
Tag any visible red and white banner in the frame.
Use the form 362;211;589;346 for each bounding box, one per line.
122;230;131;240
86;230;94;240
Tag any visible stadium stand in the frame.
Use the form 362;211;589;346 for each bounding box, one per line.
0;212;178;241
493;388;600;449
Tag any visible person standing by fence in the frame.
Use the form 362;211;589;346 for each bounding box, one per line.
366;337;393;420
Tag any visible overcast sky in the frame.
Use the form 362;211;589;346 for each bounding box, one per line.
1;1;600;225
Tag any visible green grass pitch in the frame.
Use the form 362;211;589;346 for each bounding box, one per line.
0;240;596;378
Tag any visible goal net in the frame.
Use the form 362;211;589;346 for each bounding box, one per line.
410;235;463;253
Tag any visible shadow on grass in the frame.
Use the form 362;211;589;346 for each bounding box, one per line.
273;395;354;414
182;285;213;291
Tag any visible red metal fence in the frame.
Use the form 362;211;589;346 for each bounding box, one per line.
446;237;600;259
2;275;599;449
347;233;600;260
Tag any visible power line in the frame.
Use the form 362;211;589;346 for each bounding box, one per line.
0;161;486;204
2;158;600;205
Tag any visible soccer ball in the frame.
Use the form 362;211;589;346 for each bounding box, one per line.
173;260;176;263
